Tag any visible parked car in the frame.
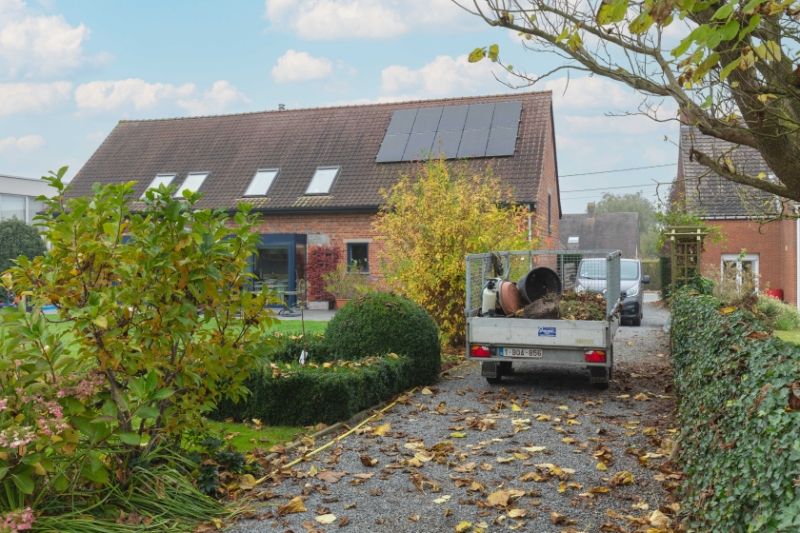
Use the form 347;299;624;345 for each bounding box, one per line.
575;258;649;326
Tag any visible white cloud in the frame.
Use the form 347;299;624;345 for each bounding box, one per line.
0;81;71;116
264;0;470;40
543;76;634;110
561;114;669;136
0;0;91;78
380;54;508;99
0;133;45;153
271;50;333;83
177;80;249;115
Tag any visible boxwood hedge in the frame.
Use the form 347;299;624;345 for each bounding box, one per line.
671;286;800;531
214;355;411;425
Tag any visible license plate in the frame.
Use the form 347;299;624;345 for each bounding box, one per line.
505;347;543;358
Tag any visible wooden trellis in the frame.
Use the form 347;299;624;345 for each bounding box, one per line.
664;226;708;289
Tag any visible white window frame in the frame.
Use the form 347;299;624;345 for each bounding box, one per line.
305;166;340;195
244;168;279;197
721;253;760;289
174;172;208;198
142;174;176;198
345;239;371;274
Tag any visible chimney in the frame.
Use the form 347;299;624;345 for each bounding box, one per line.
586;202;596;218
278;103;286;111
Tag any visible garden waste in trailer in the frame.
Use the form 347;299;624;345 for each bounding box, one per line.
465;250;621;388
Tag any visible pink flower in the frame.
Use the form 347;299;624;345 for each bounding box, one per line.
0;398;7;412
1;507;35;532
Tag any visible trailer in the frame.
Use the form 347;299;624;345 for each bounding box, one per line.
465;250;621;388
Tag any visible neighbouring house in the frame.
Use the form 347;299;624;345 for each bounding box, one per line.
673;125;798;306
0;174;53;225
67;92;562;302
560;211;640;258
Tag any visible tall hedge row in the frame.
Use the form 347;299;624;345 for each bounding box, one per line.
671;287;800;531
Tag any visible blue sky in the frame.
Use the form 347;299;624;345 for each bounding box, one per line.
0;0;678;213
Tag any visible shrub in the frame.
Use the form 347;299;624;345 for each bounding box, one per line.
215;355;411;425
325;292;440;385
671;285;800;531
255;332;333;364
374;159;532;345
322;263;375;299
307;245;339;302
756;295;800;331
0;218;46;301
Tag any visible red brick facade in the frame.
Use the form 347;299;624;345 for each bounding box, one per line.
700;219;798;305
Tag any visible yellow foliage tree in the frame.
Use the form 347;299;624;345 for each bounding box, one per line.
375;159;535;346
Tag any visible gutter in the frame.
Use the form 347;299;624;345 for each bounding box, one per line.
227;205;380;216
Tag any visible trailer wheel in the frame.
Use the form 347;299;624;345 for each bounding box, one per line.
486;376;502;385
593;381;609;390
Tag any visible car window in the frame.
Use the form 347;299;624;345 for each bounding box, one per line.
620;261;640;280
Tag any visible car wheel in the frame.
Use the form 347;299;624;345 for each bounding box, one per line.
632;317;641;326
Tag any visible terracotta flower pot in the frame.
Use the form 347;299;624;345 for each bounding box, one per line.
335;298;350;309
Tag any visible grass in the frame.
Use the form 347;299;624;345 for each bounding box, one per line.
269;319;327;335
775;330;800;345
204;419;302;452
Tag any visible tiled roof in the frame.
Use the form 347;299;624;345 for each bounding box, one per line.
560;212;640;258
678;125;777;218
67;92;555;212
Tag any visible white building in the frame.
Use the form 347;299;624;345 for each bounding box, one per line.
0;174;54;224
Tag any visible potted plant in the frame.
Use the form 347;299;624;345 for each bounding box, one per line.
323;263;373;309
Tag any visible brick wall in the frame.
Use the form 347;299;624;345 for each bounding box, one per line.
535;116;561;249
701;219;797;305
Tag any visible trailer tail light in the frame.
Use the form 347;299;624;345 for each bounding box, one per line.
470;345;492;357
584;350;606;363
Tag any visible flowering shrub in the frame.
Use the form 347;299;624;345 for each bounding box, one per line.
0;167;274;528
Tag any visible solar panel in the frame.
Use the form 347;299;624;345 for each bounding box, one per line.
457;128;490;158
386;108;417;134
491;101;522;128
411;107;443;133
376;133;410;162
438;105;468;131
402;132;436;161
432;130;461;158
465;103;495;130
485;126;517;157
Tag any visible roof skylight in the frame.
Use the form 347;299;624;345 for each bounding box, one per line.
174;172;208;197
142;174;175;198
305;166;339;195
244;169;279;196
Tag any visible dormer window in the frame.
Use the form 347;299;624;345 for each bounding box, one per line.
305;166;339;195
142;174;175;198
174;172;208;197
244;168;279;197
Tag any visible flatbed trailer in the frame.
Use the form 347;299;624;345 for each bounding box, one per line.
465;250;621;388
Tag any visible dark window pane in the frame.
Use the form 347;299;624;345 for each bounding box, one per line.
347;243;369;273
255;247;290;293
386;108;417;134
457;128;490;158
465;103;494;129
402;131;436;161
376;133;410;162
411;106;443;133
491;101;522;127
438;105;468;131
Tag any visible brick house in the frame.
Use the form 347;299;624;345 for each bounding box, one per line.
674;125;798;306
68;92;562;302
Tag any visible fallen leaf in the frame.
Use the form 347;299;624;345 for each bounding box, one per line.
487;490;510;508
433;495;451;504
633;392;650;401
720;305;736;315
609;470;634;486
409;514;420;522
511;403;522;412
277;496;306;516
450;432;467;438
521;446;547;453
496;456;515;464
238;474;258;490
557;405;570;411
535;414;551;422
360;455;378;467
649;509;671;528
562;437;577;445
632;501;650;511
596;461;608;471
436;401;448;414
315;513;337;524
316;470;347;484
421;387;433;395
507;508;527;518
372;423;391;437
550;512;575;525
455;521;473;532
339;516;350;527
588;486;610;495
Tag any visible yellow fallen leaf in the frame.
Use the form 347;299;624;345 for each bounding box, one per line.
433;495;451;504
534;414;551;422
277;496;306;515
507;508;527;518
487;490;510;507
521;446;546;453
649;509;671;528
315;513;337;524
421;387;433;395
720;306;736;315
372;423;391;436
596;461;608;471
455;521;473;532
632;500;650;511
511;403;522;412
610;470;634;486
557;405;569;411
634;392;650;401
450;431;467;438
561;437;577;445
588;486;610;494
566;419;581;426
238;474;258;490
496;456;515;463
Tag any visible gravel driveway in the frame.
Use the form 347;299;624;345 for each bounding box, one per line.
228;302;677;532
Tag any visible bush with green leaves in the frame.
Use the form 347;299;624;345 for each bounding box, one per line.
0;167;273;530
756;296;800;331
671;286;800;531
325;292;440;385
255;332;332;364
215;354;411;425
0;218;46;301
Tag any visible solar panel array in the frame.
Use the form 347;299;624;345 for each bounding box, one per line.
375;101;522;163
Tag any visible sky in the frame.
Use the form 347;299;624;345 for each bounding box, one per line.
0;0;679;214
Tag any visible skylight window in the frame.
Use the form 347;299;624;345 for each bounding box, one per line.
305;166;339;195
174;172;208;197
142;174;175;198
244;169;279;197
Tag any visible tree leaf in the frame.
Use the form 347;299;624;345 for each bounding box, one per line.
468;47;486;63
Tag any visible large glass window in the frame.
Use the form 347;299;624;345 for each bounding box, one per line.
142;174;175;198
347;242;369;273
0;194;25;222
253;247;290;294
305;166;339;195
174;172;207;197
244;169;279;196
721;253;759;289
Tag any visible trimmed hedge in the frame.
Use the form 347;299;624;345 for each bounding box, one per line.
671;286;800;531
255;332;333;364
325;292;441;385
215;355;412;425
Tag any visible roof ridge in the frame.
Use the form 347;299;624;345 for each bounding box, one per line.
117;90;553;124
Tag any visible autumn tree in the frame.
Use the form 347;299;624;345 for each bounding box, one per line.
460;0;800;203
374;159;532;345
592;192;660;256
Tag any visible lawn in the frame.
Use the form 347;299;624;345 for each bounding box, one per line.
775;330;800;345
205;420;302;452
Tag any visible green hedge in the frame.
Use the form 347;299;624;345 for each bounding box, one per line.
325;292;441;385
671;287;800;531
254;332;333;364
214;355;412;425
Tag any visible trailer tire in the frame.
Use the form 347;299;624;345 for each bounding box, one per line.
486;376;502;385
593;381;609;390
